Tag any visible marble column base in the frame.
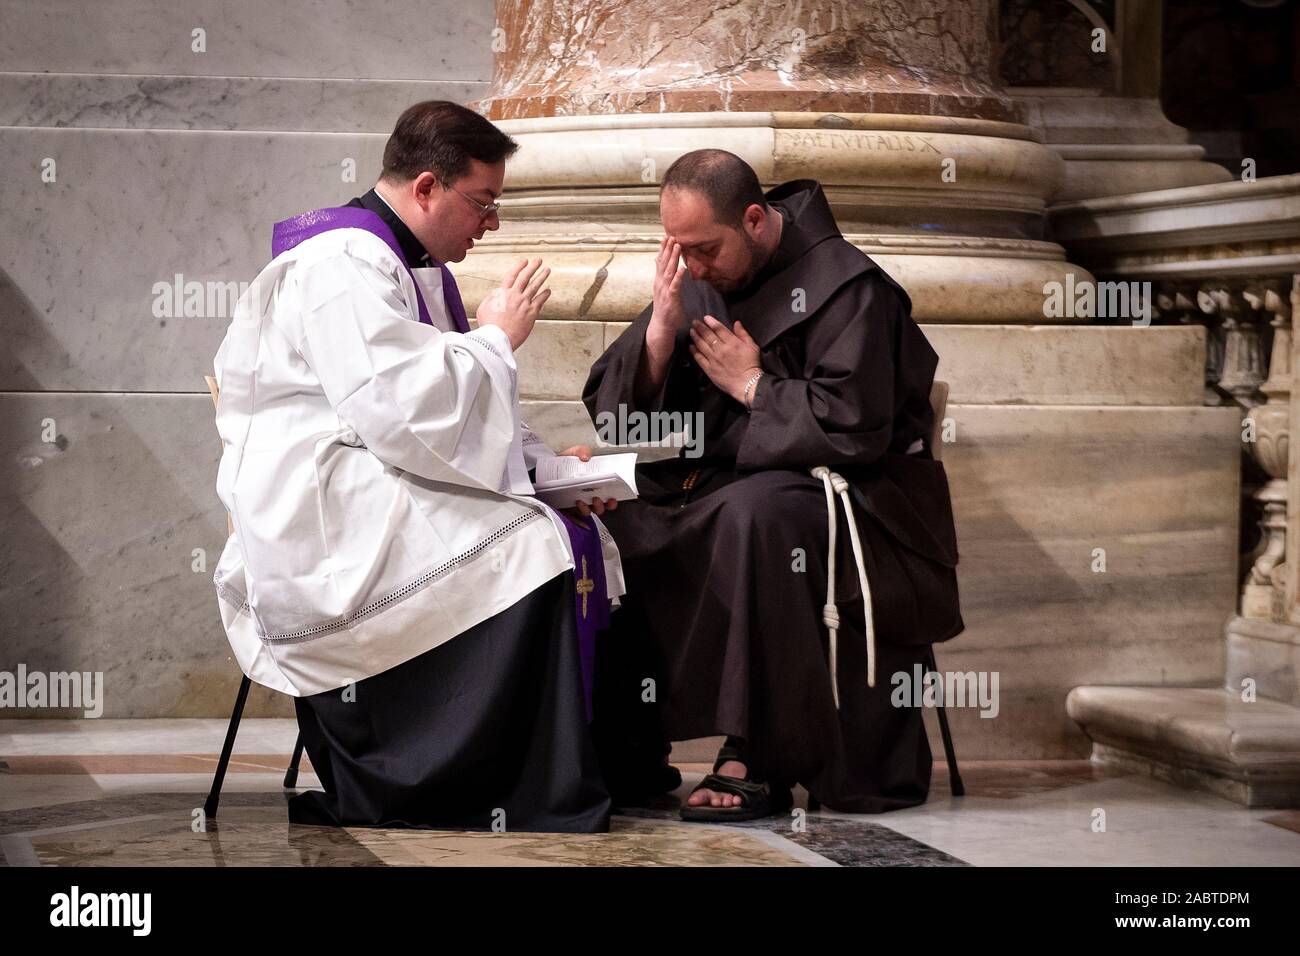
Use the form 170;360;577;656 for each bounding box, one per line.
458;111;1092;323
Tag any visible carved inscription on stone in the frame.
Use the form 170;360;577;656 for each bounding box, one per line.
783;130;944;154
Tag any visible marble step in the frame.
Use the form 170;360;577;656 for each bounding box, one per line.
1066;685;1300;807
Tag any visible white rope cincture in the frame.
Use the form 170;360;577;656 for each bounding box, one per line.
810;466;877;711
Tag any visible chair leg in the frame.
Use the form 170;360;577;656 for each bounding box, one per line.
205;675;252;821
283;732;305;788
925;646;965;797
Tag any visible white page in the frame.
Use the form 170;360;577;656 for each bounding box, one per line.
532;453;639;507
535;453;638;491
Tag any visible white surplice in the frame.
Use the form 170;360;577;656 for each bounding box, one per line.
212;226;623;697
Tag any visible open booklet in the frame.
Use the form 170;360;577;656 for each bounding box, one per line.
532;453;639;509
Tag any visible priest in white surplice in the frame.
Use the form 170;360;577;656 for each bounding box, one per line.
211;101;624;832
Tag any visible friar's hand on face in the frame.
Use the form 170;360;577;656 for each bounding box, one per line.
557;445;620;519
648;236;688;342
688;315;762;404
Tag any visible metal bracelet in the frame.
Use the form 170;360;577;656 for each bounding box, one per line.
742;369;763;408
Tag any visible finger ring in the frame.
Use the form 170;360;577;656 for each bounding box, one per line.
712;338;721;346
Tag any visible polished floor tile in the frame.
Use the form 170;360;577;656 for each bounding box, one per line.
2;720;1298;867
0;793;823;867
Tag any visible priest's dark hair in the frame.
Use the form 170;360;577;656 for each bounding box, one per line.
381;100;518;185
661;149;768;227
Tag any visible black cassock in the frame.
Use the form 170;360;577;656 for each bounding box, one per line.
583;179;965;813
290;571;611;832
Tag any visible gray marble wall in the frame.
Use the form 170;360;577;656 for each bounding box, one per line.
0;0;496;719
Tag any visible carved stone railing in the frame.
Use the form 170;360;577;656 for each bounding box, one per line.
1052;175;1300;624
1171;279;1294;620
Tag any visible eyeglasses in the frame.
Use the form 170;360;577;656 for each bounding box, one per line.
445;182;501;219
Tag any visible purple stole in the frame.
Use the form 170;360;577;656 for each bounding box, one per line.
270;205;609;721
555;513;610;723
270;206;470;333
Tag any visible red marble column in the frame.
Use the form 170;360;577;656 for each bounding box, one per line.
478;0;1018;122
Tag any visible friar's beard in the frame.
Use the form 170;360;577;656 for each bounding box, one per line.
709;229;771;295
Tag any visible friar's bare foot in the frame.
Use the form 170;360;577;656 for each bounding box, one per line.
686;759;749;808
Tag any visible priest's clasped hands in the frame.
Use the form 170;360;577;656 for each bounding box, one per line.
476;257;618;519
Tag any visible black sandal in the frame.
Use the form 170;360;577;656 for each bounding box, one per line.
679;745;793;823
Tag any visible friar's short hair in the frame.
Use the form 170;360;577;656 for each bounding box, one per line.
381;100;518;185
661;149;767;227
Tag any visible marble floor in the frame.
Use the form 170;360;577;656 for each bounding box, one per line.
2;720;1298;867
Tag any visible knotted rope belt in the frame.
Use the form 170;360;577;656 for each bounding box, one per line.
810;466;876;709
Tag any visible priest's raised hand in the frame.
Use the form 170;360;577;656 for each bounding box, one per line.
475;256;552;349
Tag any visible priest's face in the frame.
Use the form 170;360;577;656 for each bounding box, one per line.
660;187;769;294
409;158;505;263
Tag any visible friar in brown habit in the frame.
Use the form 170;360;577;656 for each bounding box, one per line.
582;149;965;821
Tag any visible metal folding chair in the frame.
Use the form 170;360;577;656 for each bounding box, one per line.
926;380;964;797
